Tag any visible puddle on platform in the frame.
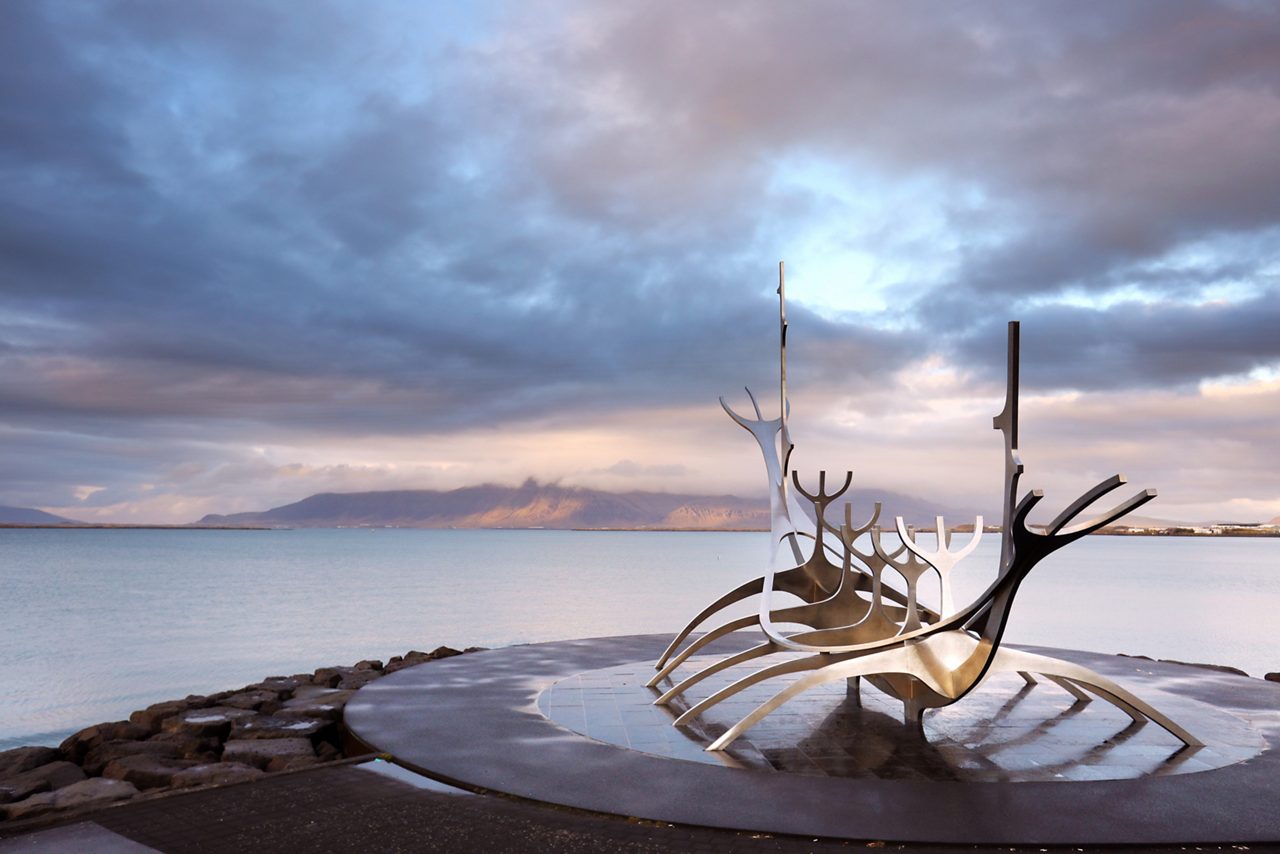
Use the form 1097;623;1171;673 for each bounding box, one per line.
536;654;1265;783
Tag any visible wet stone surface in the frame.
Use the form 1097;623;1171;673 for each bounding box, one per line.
537;654;1264;783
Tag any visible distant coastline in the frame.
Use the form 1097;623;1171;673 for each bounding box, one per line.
0;524;273;531
2;523;1276;536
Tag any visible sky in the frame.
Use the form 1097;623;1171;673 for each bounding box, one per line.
2;0;1279;525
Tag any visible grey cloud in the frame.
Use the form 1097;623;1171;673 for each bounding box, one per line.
948;285;1280;391
503;1;1280;298
1;0;1278;519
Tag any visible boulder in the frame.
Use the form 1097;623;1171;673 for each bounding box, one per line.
229;716;334;744
0;761;85;804
221;738;316;770
291;685;348;701
220;691;283;714
169;762;265;789
102;755;199;790
312;666;355;688
1265;672;1279;683
1;777;137;821
0;746;60;778
145;732;222;762
60;721;150;763
252;676;305;696
82;739;184;777
315;741;341;762
129;700;192;734
336;670;382;690
160;706;257;739
265;755;321;773
353;659;383;672
276;689;354;722
383;646;461;674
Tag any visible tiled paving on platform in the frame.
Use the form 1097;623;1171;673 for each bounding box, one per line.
537;655;1260;782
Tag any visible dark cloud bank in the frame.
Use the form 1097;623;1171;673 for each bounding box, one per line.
1;0;1278;518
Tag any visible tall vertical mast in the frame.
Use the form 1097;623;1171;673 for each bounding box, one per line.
778;261;794;475
992;321;1022;571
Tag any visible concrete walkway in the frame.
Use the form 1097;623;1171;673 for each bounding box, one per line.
1;761;1276;853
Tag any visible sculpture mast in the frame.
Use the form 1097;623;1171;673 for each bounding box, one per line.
991;321;1023;571
778;261;794;476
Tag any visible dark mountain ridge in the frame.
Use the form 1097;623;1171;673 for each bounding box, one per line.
0;505;78;525
198;480;957;530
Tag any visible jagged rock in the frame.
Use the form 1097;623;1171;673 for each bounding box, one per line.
337;670;382;690
427;645;462;659
130;699;197;734
277;689;353;722
220;691;283;714
82;740;184;777
265;755;321;773
60;721;150;763
462;646;488;654
169;762;266;789
353;659;383;672
0;746;59;778
384;646;462;674
0;761;85;804
291;685;348;701
230;716;334;744
2;777;137;821
221;738;315;770
146;733;222;762
1159;658;1250;677
252;676;305;696
1265;672;1279;683
102;755;199;790
312;666;355;688
161;706;257;739
129;696;212;737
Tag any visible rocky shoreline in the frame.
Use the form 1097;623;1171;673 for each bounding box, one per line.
3;646;1277;826
0;645;477;823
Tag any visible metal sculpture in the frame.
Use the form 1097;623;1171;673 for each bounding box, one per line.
653;263;1201;751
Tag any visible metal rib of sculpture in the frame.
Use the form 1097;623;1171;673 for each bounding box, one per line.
652;263;1201;751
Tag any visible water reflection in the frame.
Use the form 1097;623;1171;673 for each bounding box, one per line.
539;657;1259;783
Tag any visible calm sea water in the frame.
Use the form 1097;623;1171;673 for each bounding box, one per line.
0;528;1275;750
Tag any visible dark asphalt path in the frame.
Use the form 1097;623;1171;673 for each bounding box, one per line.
1;763;1277;854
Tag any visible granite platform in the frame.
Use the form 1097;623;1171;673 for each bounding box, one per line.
344;632;1280;845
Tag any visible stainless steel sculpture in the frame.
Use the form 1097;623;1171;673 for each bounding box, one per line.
652;263;1201;751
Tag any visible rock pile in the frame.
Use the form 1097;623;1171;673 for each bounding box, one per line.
0;645;471;822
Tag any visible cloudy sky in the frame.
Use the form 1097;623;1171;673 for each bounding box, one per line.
2;0;1278;524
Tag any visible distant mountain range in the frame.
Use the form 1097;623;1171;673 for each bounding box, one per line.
197;480;959;530
0;505;78;525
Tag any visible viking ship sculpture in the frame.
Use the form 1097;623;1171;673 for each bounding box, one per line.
651;264;1201;752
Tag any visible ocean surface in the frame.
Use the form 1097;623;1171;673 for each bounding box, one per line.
1;528;1276;750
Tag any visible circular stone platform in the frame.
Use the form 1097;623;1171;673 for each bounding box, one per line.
344;633;1280;845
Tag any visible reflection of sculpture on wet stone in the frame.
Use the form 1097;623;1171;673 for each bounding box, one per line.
651;263;1201;751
